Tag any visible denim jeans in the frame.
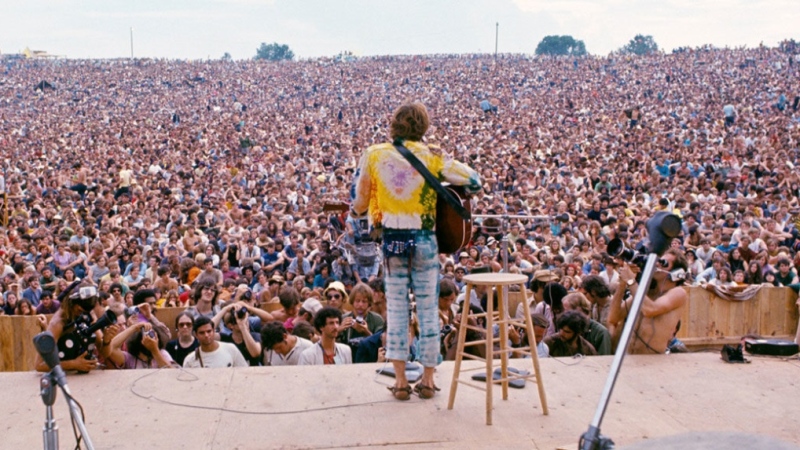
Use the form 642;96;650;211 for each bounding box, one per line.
383;230;440;367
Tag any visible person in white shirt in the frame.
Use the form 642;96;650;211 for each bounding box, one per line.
261;321;313;366
599;257;619;287
299;307;352;365
182;317;248;368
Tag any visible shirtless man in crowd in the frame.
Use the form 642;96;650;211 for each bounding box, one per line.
608;249;688;354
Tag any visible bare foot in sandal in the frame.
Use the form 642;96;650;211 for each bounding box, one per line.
388;384;412;401
414;382;440;399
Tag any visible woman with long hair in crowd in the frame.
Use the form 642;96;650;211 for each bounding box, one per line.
746;261;764;285
728;247;747;274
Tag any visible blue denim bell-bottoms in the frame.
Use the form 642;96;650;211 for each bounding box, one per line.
383;230;440;368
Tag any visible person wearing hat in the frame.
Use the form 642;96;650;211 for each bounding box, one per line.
35;280;105;373
453;266;467;291
351;102;481;400
515;269;559;319
322;281;349;312
260;273;285;304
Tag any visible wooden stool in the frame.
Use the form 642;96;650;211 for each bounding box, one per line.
446;273;548;425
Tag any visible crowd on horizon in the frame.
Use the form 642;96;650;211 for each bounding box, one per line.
1;44;799;366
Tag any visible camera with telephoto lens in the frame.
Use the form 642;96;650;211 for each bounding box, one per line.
606;239;648;270
236;307;248;320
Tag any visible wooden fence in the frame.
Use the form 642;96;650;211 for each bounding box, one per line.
676;286;798;347
2;287;797;372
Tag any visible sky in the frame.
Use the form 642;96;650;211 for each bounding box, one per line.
1;0;799;60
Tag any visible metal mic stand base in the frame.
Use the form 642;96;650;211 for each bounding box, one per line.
579;425;614;450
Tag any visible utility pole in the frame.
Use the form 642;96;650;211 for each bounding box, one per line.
495;22;499;59
130;27;134;58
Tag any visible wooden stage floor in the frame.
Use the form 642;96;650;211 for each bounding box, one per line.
2;353;798;449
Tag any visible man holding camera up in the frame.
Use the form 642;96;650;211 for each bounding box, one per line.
608;248;689;354
35;282;108;373
217;303;263;366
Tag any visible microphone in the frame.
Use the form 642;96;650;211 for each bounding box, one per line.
33;332;70;393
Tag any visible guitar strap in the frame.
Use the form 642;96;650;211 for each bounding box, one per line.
392;140;470;220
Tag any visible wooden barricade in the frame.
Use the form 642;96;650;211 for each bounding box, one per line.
0;316;49;372
1;288;798;372
677;286;799;347
507;291;530;318
153;307;188;341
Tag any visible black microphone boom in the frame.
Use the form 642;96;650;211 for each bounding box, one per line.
33;332;70;393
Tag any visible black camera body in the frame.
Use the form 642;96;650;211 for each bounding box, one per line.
236;307;248;320
57;309;117;361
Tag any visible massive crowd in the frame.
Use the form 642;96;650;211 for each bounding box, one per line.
1;44;799;367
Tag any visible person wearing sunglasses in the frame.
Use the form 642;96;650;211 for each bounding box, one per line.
608;248;689;355
322;281;348;312
166;312;199;366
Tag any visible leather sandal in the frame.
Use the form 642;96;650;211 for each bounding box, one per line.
388;385;412;401
413;382;440;399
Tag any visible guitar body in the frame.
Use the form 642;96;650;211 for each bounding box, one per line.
436;185;472;254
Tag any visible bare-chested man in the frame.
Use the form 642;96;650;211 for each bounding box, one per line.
68;162;89;200
608;248;688;354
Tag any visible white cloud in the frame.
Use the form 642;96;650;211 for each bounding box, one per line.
85;10;242;20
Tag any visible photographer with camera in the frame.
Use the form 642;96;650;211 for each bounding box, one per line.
218;304;263;366
128;289;171;338
608;248;689;354
106;320;176;369
337;283;385;351
35;282;110;373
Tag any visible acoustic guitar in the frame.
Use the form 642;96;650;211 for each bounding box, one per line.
436;185;472;254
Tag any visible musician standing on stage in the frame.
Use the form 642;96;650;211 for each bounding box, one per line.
351;102;481;400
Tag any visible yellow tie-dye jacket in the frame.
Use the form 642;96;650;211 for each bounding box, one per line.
351;141;481;231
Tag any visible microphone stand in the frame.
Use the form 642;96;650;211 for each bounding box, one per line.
579;253;659;450
40;372;58;450
472;213;551;272
39;369;95;450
